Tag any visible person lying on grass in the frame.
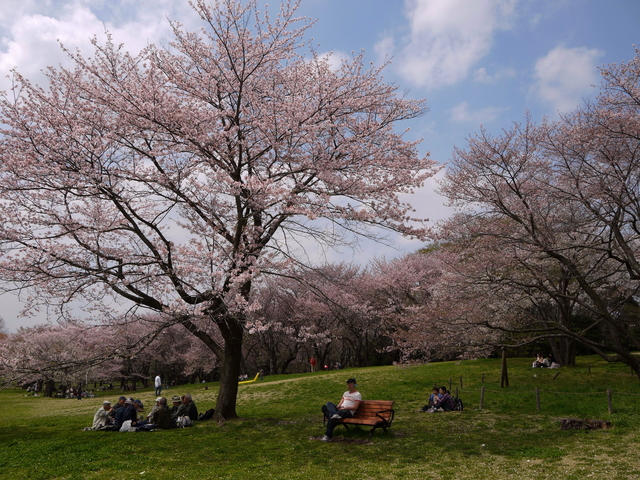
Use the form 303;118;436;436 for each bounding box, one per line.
321;378;362;442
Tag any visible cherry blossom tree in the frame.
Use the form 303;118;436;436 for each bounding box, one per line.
438;49;640;374
0;0;435;418
0;315;218;394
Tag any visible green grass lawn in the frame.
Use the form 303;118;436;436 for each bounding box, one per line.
2;356;640;479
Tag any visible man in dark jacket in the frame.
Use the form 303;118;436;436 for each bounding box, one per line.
172;393;198;421
149;397;175;429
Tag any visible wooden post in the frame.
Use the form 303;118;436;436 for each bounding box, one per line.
535;387;540;411
481;373;485;383
460;376;463;389
479;386;485;410
455;387;459;399
607;389;613;414
500;347;509;388
449;378;452;391
588;364;591;374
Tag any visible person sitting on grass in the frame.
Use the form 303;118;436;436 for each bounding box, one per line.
172;393;198;422
150;397;175;429
321;378;362;442
433;387;455;412
115;398;142;429
419;387;441;412
533;354;546;368
137;397;175;431
90;400;113;430
170;395;182;415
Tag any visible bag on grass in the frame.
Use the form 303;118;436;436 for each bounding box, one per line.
119;420;134;432
176;415;193;428
453;397;464;411
198;409;215;421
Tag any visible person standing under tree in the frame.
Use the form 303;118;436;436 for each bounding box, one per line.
310;356;317;373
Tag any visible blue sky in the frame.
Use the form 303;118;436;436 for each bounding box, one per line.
0;0;638;330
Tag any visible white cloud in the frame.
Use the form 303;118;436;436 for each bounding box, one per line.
373;34;395;66
473;66;516;83
396;0;518;89
0;0;200;93
532;45;603;114
320;50;352;72
449;101;507;123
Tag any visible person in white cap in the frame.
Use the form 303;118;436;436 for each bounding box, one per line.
92;400;113;430
141;397;163;424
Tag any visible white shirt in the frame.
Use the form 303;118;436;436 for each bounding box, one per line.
340;390;362;414
155;375;162;388
92;407;110;429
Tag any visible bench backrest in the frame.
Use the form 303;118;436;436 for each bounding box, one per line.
353;400;395;420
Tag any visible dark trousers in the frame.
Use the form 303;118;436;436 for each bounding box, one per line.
323;402;353;438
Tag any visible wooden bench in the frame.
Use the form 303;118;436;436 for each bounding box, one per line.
323;400;395;437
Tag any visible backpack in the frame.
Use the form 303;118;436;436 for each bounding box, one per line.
176;415;193;428
453;397;464;411
198;409;215;421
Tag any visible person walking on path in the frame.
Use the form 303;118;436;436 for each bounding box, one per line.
154;374;162;396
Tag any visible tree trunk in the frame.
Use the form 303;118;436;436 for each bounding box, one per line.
213;321;243;421
549;337;576;366
44;379;55;398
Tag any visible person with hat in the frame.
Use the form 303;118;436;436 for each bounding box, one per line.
149;397;174;429
91;400;113;430
321;378;362;442
138;397;162;426
109;396;127;419
170;395;182;415
114;398;138;429
172;393;198;422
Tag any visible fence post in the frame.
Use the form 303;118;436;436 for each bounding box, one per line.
500;347;509;388
607;389;613;414
449;378;452;391
481;373;485;383
535;387;540;411
460;376;463;389
588;364;591;374
479;386;485;410
455;387;459;399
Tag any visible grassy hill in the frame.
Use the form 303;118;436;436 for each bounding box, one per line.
2;355;640;479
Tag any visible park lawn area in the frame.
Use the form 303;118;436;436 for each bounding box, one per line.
2;356;640;479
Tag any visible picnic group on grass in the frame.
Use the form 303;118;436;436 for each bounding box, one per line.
87;392;210;432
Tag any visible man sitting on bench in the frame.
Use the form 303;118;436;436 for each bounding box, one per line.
321;378;362;442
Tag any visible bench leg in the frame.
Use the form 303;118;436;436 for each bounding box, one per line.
368;425;389;438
